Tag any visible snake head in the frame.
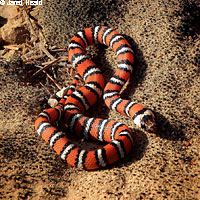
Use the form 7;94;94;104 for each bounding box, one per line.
134;109;157;133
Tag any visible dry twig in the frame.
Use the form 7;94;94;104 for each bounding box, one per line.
22;8;38;43
39;43;55;60
22;54;45;63
50;48;67;52
35;65;62;90
42;70;62;90
39;82;51;95
3;45;21;50
32;57;61;77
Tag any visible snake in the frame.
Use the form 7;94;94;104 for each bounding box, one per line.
35;26;156;170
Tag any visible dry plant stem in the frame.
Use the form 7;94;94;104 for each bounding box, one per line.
50;48;67;52
39;29;46;43
3;45;20;50
32;57;61;77
36;65;62;90
39;43;57;78
42;70;62;90
39;43;55;60
22;8;38;43
39;82;51;95
58;56;68;61
24;54;45;62
41;56;68;65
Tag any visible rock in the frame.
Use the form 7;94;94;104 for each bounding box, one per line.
0;2;29;45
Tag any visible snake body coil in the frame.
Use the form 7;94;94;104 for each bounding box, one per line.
35;26;156;170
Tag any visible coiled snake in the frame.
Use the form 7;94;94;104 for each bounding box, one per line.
35;26;156;170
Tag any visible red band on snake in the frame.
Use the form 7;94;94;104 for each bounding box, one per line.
35;26;156;170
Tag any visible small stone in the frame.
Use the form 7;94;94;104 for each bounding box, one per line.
48;98;58;107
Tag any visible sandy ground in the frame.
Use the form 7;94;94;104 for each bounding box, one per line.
0;0;200;199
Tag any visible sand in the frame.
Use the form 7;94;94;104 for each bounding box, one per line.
0;0;199;199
